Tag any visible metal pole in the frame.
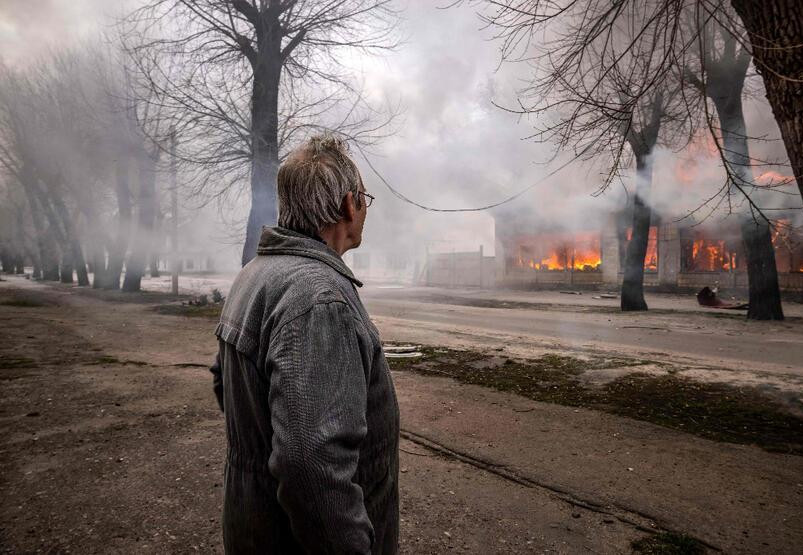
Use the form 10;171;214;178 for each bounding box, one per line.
170;129;179;296
479;244;483;288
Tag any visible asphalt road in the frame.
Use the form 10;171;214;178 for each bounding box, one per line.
360;288;803;376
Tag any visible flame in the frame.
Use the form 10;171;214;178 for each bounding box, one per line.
771;219;803;273
756;171;794;187
625;227;659;270
688;236;736;272
674;131;719;184
514;232;601;271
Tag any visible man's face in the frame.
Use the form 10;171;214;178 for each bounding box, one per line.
351;182;369;248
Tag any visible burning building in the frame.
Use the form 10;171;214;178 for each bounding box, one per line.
493;208;803;293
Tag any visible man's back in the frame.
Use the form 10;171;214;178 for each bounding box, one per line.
214;227;399;554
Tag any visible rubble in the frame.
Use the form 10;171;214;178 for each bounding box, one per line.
384;344;424;358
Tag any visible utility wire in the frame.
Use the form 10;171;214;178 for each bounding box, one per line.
355;145;586;212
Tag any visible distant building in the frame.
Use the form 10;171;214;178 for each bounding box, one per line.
493;208;803;292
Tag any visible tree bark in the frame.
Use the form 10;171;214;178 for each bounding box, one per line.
150;253;161;278
0;247;13;273
149;198;163;277
91;243;106;288
40;228;61;281
621;154;653;311
713;100;784;320
241;24;282;267
29;249;41;279
60;253;74;283
730;0;803;200
19;171;58;280
50;189;89;286
123;151;158;292
741;219;783;319
106;157;132;290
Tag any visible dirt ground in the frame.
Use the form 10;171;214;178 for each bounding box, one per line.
1;275;802;554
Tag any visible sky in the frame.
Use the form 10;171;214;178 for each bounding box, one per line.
1;0;796;271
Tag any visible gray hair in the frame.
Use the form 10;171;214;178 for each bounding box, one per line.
277;134;363;236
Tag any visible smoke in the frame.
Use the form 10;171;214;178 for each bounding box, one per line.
0;0;134;66
1;1;797;280
352;1;626;262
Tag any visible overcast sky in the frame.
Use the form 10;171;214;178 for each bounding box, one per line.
1;1;793;266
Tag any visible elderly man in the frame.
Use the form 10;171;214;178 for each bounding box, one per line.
210;135;399;554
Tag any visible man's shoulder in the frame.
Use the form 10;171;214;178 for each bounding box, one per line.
223;255;356;330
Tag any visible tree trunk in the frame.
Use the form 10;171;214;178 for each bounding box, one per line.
30;254;41;279
19;172;57;280
71;238;89;286
106;157;132;290
49;185;89;286
91;242;106;289
741;219;784;319
150;252;161;278
621;154;653;311
241;51;282;267
714;102;784;320
41;228;61;281
25;174;80;285
149;182;163;278
14;254;25;274
730;0;803;200
60;253;74;283
123;152;157;292
0;249;13;273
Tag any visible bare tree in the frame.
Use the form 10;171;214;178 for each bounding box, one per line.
123;0;400;266
468;0;793;319
470;0;801;198
0;50;149;290
683;10;784;319
728;1;803;200
620;92;667;311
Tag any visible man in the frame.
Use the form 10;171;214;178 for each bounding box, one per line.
210;135;400;554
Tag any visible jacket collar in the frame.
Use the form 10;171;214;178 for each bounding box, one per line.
256;226;363;287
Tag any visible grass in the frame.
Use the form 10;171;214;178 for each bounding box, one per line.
152;304;223;318
388;347;803;455
632;532;706;554
0;355;37;369
0;298;47;308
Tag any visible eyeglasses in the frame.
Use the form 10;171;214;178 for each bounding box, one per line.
358;191;375;208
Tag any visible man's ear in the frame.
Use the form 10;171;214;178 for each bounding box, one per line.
341;191;356;222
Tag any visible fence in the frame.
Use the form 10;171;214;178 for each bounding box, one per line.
423;246;495;288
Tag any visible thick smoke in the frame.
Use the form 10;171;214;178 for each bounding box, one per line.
1;1;796;278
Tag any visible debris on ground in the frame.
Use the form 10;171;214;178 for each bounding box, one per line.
592;294;619;299
559;290;583;295
696;287;748;310
384;344;424;358
186;294;209;307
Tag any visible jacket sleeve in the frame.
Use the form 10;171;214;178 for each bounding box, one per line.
209;350;224;413
267;300;373;554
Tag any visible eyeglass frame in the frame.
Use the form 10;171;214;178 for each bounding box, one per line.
358;190;375;208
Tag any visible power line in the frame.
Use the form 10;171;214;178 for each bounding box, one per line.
356;145;584;213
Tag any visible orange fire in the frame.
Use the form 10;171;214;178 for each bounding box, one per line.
674;131;719;184
756;171;794;187
771;219;803;273
514;232;601;271
692;239;731;271
625;227;659;271
686;232;739;272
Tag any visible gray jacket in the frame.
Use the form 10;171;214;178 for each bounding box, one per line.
212;227;399;554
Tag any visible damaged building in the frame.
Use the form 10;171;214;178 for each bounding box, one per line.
492;207;803;293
